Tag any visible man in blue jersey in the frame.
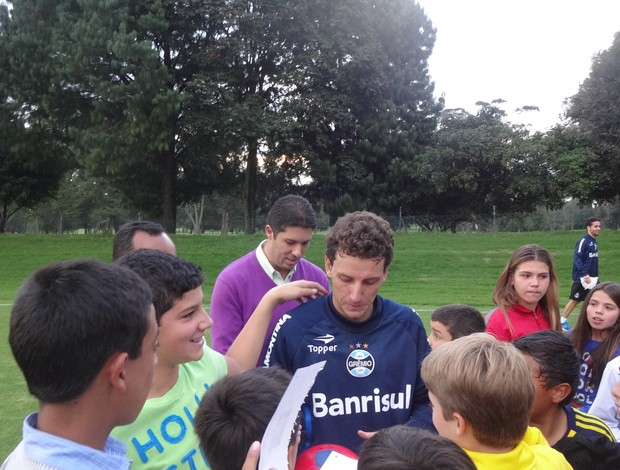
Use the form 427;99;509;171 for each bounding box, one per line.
561;217;601;326
264;211;433;453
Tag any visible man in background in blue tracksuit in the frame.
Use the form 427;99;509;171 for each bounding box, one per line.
561;217;601;325
264;211;433;453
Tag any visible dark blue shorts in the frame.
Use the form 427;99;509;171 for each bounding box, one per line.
569;281;590;301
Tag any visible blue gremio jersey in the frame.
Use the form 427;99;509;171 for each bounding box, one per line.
263;294;433;453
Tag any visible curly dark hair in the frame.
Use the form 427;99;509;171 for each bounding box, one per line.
326;211;394;268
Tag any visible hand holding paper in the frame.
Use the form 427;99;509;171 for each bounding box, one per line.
581;276;598;290
259;361;326;470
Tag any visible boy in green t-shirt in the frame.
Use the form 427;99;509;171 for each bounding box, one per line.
111;249;325;470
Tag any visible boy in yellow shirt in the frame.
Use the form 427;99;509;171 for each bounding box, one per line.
421;333;572;469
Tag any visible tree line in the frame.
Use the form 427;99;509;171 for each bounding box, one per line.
1;1;619;233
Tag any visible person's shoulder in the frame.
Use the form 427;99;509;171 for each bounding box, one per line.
604;355;620;377
379;297;425;326
268;298;329;346
609;354;620;367
522;428;572;468
379;296;412;313
296;258;325;273
212;251;262;292
202;344;228;361
523;425;549;445
183;346;228;377
529;444;573;469
215;250;257;278
294;260;330;289
485;307;508;330
484;307;501;324
554;425;620;468
1;441;27;470
283;296;327;325
568;406;616;442
264;298;330;363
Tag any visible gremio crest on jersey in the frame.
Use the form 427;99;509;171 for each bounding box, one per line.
347;349;375;377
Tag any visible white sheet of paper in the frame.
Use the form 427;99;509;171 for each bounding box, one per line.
258;361;326;470
320;451;358;470
581;276;598;289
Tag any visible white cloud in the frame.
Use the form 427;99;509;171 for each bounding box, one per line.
416;0;620;131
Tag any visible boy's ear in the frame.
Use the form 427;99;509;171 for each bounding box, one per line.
106;352;130;392
551;383;572;404
453;412;467;437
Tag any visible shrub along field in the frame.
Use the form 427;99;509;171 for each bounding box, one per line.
1;229;619;458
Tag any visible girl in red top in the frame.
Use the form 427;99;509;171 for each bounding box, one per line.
486;244;561;341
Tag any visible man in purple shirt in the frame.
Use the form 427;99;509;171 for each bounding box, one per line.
210;195;329;364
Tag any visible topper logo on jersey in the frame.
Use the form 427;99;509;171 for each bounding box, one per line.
307;333;338;354
314;334;335;344
347;349;375;377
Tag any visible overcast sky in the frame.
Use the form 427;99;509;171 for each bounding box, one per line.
415;0;620;131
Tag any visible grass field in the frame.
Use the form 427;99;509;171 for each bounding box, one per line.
1;229;619;459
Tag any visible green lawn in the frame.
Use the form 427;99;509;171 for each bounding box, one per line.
1;229;619;459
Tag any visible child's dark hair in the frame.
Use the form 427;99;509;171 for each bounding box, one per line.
431;304;486;339
571;282;620;388
9;260;152;403
116;249;204;323
194;367;292;470
513;330;580;406
358;425;476;470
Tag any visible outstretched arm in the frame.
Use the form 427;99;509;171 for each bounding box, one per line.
226;280;327;374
